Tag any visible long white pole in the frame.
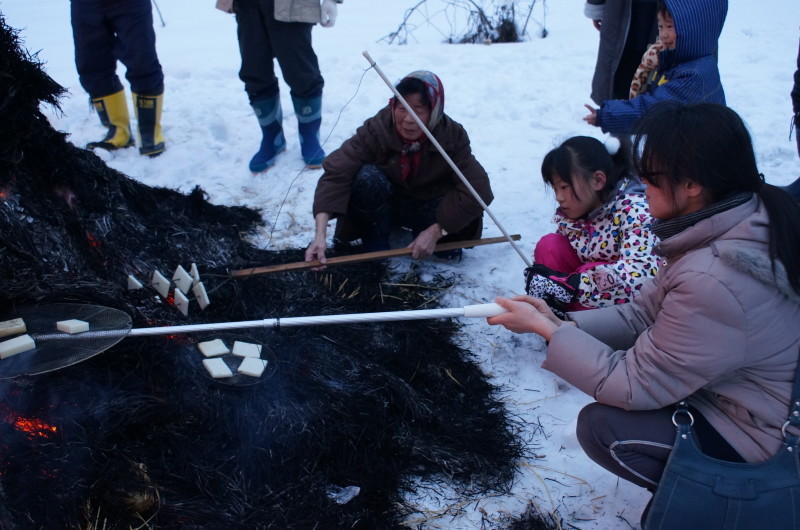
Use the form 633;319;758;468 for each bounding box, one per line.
361;51;531;267
123;302;506;337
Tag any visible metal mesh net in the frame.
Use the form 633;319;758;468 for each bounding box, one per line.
0;304;132;378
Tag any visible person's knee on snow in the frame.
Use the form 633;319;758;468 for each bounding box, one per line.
350;165;393;251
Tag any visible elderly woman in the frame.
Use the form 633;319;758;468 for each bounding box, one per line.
488;102;800;523
305;71;493;264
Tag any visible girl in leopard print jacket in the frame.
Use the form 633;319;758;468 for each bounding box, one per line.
525;136;660;312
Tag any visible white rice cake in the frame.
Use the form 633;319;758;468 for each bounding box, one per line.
197;338;229;357
193;282;210;310
238;357;268;378
151;270;170;298
190;263;201;285
202;357;233;378
57;319;90;334
173;265;193;295
174;289;189;316
127;274;144;290
0;334;35;359
232;341;262;358
0;318;26;338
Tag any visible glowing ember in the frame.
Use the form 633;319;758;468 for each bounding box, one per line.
13;416;58;439
85;231;102;248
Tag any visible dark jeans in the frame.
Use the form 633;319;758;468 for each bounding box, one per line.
234;0;323;102
348;165;478;251
70;0;164;97
576;402;744;490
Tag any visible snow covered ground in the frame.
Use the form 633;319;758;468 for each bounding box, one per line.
2;0;798;527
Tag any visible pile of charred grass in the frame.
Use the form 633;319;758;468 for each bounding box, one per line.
0;15;544;529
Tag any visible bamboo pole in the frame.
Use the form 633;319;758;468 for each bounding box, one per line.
230;234;521;278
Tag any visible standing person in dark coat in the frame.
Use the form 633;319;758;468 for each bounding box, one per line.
584;0;658;104
70;0;166;157
305;71;493;265
216;0;342;173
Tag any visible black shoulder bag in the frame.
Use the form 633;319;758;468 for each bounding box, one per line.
643;353;800;530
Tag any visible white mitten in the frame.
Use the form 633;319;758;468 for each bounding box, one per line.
320;0;338;27
215;0;233;14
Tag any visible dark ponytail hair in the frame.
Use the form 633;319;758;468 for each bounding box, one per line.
633;102;800;294
541;136;632;202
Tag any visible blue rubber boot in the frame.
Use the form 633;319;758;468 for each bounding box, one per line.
291;95;325;168
249;95;286;173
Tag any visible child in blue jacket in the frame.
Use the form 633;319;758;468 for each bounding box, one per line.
583;0;727;134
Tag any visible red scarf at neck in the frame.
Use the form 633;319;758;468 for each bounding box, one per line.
400;140;425;181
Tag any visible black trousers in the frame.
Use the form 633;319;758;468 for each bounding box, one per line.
576;402;744;490
70;0;164;98
347;165;479;247
234;0;323;102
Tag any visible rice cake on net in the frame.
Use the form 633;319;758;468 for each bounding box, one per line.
0;318;26;338
232;341;262;358
202;357;233;378
197;339;229;357
56;319;90;334
0;334;35;359
238;357;268;378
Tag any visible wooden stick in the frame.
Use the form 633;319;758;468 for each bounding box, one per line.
230;234;522;278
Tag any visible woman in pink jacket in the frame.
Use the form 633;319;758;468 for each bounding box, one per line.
488;102;800;522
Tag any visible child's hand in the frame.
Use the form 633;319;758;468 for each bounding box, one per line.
583;104;598;126
487;296;565;341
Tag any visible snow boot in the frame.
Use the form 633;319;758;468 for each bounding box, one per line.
292;95;325;168
86;89;134;151
133;92;165;157
249;95;286;173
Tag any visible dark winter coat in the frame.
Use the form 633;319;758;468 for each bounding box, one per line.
585;0;658;104
792;34;800;157
545;196;800;463
596;0;728;134
312;106;493;242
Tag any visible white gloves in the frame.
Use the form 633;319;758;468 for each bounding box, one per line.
320;0;338;28
215;0;233;14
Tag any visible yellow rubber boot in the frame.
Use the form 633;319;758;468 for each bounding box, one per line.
87;89;134;150
133;92;166;157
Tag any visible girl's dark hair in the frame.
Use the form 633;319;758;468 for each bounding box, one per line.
540;136;632;201
657;0;670;17
633;101;800;294
394;77;430;108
